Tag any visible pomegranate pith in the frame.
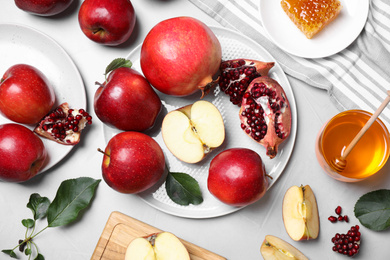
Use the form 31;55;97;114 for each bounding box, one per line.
34;102;92;145
239;76;291;159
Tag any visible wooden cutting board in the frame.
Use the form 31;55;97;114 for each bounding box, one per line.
91;211;226;260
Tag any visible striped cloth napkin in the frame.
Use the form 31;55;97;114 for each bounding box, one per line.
189;0;390;124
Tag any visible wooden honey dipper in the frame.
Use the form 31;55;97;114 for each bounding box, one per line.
331;90;390;172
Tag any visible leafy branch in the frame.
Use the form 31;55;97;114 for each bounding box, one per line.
2;177;100;259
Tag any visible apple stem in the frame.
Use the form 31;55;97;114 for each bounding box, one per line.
97;148;110;157
266;174;273;180
95;81;104;87
92;28;104;35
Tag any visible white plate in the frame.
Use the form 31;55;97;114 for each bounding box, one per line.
103;26;297;218
259;0;370;58
0;24;86;175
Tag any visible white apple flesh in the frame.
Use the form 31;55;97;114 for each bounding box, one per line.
125;232;190;260
282;185;319;241
260;235;308;260
162;100;225;163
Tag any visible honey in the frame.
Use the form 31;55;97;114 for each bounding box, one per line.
316;110;390;181
281;0;342;39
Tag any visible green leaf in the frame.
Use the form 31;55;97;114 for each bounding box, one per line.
354;189;390;231
104;58;132;77
34;254;44;260
27;194;50;220
2;249;17;258
21;219;34;229
24;248;31;256
165;172;203;206
47;177;101;227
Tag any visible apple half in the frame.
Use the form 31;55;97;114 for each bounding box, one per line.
260;235;308;260
282;185;319;241
125;232;190;260
162;100;225;163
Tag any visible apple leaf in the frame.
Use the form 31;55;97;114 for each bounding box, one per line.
354;189;390;231
47;177;101;227
27;193;50;220
166;172;203;206
21;219;34;229
1;250;17;258
104;58;132;78
34;254;44;260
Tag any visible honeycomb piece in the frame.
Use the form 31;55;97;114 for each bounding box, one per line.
281;0;342;39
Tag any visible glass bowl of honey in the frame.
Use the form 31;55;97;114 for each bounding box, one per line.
315;110;390;182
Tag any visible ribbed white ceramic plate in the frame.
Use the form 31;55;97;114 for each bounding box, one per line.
103;26;297;218
0;24;86;175
259;0;370;58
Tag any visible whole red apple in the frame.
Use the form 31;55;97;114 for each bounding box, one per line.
140;16;222;97
100;131;165;194
0;64;55;125
14;0;74;16
0;123;47;182
78;0;136;46
207;148;269;207
94;59;161;131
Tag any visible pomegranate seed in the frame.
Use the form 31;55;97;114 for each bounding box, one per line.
335;206;342;215
344;215;349;222
338;216;344;221
328;216;337;223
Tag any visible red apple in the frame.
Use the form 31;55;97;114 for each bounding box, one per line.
100;131;165;194
94;59;161;131
0;123;47;182
78;0;136;46
0;64;55;125
14;0;74;16
207;148;269;206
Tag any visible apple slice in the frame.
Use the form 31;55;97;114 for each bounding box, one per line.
260;235;308;260
162;100;225;163
282;185;319;241
125;232;190;260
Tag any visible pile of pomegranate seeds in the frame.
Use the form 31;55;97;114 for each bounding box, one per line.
328;205;349;223
331;225;361;257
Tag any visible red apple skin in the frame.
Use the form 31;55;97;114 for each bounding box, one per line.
0;124;47;182
207;148;269;207
78;0;136;46
94;67;161;131
14;0;74;16
0;64;55;125
101;131;165;194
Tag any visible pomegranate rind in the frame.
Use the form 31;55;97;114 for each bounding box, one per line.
239;76;292;159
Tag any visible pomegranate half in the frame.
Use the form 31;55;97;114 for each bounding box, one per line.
140;16;222;97
219;59;275;106
239;76;292;159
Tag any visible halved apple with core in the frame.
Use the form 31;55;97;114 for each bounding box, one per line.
282;185;319;241
260;235;308;260
162;100;225;163
125;232;190;260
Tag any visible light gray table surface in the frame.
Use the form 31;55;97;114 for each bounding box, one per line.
1;1;389;259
